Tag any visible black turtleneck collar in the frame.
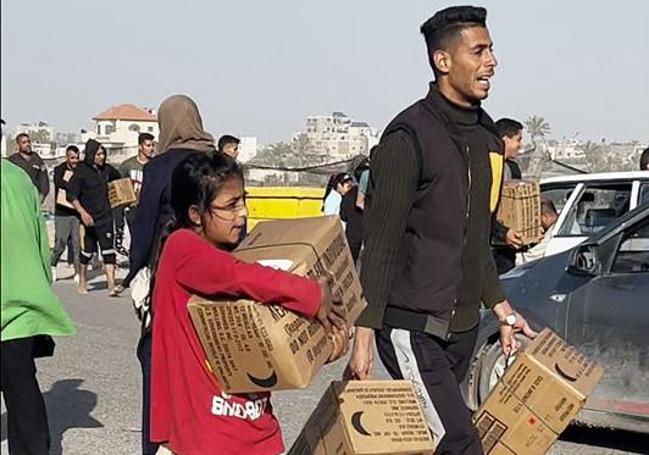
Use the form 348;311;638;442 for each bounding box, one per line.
427;82;479;127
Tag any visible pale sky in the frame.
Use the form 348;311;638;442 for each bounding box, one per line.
2;0;648;144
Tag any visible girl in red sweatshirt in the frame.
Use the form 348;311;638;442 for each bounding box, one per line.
150;153;347;455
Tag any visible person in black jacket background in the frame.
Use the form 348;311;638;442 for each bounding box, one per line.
491;118;525;274
50;145;81;279
8;133;50;202
66;139;121;294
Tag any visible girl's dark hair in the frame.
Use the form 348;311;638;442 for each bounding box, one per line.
321;172;353;211
170;152;243;228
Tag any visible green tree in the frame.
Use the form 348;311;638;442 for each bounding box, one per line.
525;115;551;145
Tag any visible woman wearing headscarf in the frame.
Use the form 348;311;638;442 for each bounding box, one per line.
121;94;215;455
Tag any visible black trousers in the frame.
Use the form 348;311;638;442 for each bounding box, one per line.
137;331;159;455
0;337;50;455
376;326;483;455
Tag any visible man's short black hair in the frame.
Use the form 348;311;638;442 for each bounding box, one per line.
138;132;155;145
15;132;29;142
495;118;524;138
218;134;240;152
66;145;80;154
421;6;487;74
640;147;649;171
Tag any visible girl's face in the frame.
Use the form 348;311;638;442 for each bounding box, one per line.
192;177;247;249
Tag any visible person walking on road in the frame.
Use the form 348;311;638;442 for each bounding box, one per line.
345;7;536;454
114;132;155;258
1;160;75;455
491;118;525;274
66;139;121;294
50;145;82;281
8;132;50;203
127;94;217;455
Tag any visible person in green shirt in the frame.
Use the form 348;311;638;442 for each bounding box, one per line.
1;159;75;455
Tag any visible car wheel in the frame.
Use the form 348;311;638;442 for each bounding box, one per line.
477;334;531;404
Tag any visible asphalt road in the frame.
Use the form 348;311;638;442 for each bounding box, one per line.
2;266;648;454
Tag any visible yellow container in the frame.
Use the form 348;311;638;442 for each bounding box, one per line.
246;186;325;229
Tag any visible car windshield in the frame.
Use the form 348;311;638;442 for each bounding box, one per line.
558;183;632;237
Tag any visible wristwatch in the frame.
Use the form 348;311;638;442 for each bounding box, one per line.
502;313;517;327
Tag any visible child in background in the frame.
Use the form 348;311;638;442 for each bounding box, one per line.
150;153;348;455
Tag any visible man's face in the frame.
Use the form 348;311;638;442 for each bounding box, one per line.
17;136;31;154
438;26;497;104
223;143;239;160
503;131;523;159
66;151;80;169
94;148;106;167
139;139;154;159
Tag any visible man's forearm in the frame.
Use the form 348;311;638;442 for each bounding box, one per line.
71;200;87;217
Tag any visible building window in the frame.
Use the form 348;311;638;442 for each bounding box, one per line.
97;125;102;135
105;124;115;135
147;126;154;132
129;124;141;132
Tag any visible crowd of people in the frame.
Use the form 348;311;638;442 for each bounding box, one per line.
2;4;649;455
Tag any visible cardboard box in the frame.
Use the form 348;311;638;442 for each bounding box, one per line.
188;216;366;393
107;178;137;208
289;381;435;455
474;329;603;455
496;181;542;245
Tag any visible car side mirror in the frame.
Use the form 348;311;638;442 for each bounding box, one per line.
567;242;600;276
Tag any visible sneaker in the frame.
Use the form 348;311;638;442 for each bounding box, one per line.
51;267;57;282
73;274;79;284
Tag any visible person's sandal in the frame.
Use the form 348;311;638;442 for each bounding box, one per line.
110;284;125;297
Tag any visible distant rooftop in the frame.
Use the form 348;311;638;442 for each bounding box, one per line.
93;104;156;122
351;121;369;127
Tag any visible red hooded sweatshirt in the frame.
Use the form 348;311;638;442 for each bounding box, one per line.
150;229;320;455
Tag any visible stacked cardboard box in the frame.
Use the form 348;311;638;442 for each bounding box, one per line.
107;178;137;208
188;216;366;393
289;381;435;455
496;181;542;245
474;329;603;455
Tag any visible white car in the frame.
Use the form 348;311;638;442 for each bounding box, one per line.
536;171;649;258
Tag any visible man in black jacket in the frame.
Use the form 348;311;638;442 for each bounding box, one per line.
66;139;121;294
50;145;81;279
491;118;525;274
345;7;536;454
8;133;50;202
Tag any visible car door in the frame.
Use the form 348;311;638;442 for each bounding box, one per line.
565;215;649;419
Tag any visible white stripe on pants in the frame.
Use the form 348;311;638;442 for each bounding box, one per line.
390;328;447;443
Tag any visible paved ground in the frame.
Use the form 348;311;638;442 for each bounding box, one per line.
2;265;648;454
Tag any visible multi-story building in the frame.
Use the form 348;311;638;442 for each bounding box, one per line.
237;137;258;163
305;112;378;159
82;104;159;163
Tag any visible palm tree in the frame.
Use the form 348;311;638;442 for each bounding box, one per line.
524;115;551;146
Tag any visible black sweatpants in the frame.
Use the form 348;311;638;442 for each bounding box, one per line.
0;337;51;455
376;326;482;455
136;331;159;455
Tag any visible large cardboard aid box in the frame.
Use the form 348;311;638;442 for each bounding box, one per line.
474;328;604;455
496;180;542;245
107;178;137;208
289;381;435;455
188;216;366;393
